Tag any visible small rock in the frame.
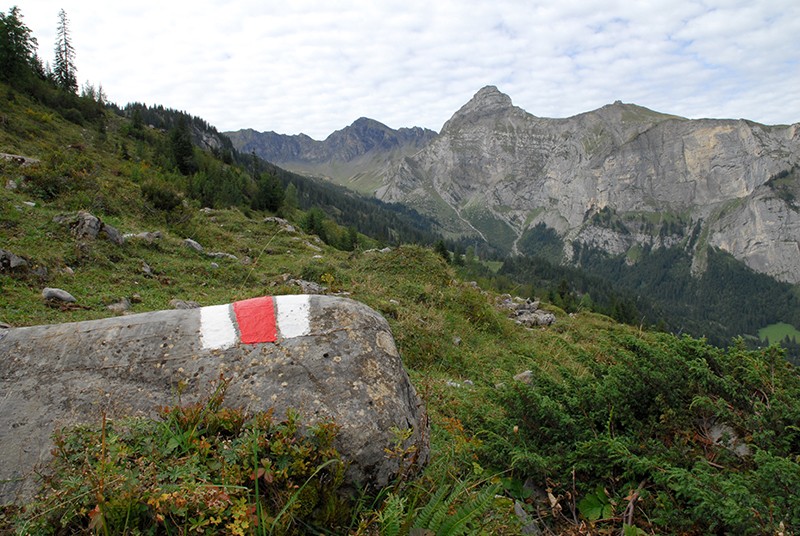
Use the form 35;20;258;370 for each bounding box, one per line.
130;293;143;304
42;287;76;303
106;298;131;314
124;231;162;243
312;254;324;259
209;262;219;269
0;322;11;329
184;238;203;252
452;336;462;346
207;251;238;260
445;380;462;388
62;266;74;276
0;249;29;272
169;299;200;309
513;370;533;384
141;261;152;275
287;278;327;294
22;201;35;207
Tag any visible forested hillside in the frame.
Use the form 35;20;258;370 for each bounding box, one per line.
2;7;800;534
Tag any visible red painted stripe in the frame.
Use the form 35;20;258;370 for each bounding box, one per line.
232;296;277;344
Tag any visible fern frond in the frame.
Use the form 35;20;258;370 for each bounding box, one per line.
436;483;500;536
377;493;406;536
412;484;451;529
425;482;465;532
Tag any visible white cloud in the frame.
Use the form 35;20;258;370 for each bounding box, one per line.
16;0;800;139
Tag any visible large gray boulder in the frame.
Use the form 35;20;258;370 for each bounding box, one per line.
0;295;427;504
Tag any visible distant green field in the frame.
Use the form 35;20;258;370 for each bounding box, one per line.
759;322;800;343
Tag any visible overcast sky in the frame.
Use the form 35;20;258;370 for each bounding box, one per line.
18;0;800;139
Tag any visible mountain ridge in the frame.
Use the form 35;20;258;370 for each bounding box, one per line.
376;86;800;283
225;118;436;194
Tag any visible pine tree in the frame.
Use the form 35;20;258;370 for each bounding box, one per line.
53;8;77;92
170;116;196;175
0;6;38;84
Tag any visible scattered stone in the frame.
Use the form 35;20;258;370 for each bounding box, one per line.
0;249;29;273
496;294;555;327
183;238;203;252
207;251;238;260
304;241;323;252
452;336;462;346
169;299;200;309
106;298;131;314
62;266;74;276
708;422;751;458
130;293;143;304
513;370;533;384
0;322;11;329
42;287;76;303
380;247;392;253
263;216;296;233
0;152;39;166
141;261;152;275
101;223;125;246
22;201;35;207
4;179;17;190
53;210;124;245
287;278;327;294
209;262;219;269
123;231;162;243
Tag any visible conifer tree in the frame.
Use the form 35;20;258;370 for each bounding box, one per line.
0;6;38;84
53;8;77;92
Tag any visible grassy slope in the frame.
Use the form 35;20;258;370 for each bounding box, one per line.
2;85;800;534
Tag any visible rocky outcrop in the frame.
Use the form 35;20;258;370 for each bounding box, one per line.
0;295;427;504
377;86;800;283
226;118;437;194
53;210;124;245
0;249;28;273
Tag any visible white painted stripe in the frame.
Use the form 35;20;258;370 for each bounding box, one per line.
200;304;238;349
275;295;311;339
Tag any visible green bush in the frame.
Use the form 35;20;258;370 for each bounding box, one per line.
472;336;800;534
10;379;350;535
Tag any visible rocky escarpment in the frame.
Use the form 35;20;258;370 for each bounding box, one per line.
376;86;800;283
226;118;437;194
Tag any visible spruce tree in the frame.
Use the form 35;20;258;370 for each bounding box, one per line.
53;8;77;92
0;6;38;84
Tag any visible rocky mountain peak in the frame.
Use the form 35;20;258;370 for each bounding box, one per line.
443;86;517;130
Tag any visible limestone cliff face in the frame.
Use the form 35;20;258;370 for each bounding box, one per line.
226;119;436;194
377;87;800;283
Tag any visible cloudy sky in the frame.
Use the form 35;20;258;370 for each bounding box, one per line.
19;0;800;139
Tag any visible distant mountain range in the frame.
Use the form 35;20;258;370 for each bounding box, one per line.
226;86;800;285
225;118;436;195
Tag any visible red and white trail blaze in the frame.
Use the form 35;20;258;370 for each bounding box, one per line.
200;295;311;350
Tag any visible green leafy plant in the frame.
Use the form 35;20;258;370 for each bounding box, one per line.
10;378;349;535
